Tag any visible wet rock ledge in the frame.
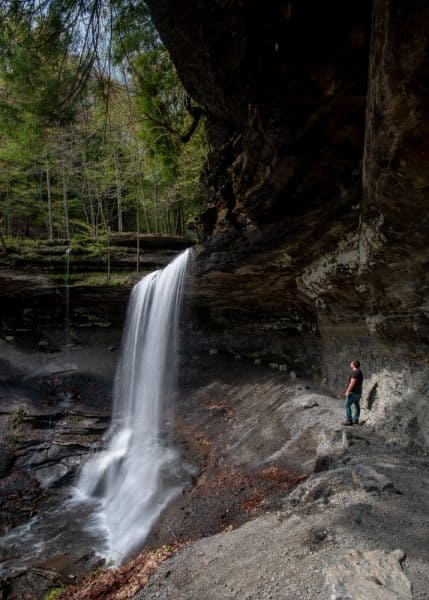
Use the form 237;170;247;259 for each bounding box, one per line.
0;234;194;332
46;356;429;600
0;348;113;599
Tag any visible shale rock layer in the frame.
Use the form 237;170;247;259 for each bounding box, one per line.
145;0;429;448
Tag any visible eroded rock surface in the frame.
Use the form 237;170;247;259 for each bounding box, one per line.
0;335;117;599
135;358;429;599
325;548;411;600
11;356;423;600
134;406;429;600
143;0;429;451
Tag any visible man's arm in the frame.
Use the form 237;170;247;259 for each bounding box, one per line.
345;373;357;396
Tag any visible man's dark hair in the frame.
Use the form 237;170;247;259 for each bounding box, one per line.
352;360;360;368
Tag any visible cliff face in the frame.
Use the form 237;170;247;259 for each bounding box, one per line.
146;0;429;448
149;0;370;234
0;235;193;333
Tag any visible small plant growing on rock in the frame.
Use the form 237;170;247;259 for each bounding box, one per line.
90;565;106;578
6;433;20;445
69;413;84;423
11;408;27;427
43;587;64;600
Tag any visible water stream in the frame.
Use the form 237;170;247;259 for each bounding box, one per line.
75;248;194;563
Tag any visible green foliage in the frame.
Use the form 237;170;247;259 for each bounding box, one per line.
11;408;27;427
0;1;208;242
133;48;185;179
112;1;202;182
78;271;135;286
68;413;84;423
43;587;64;600
112;0;157;58
0;5;77;145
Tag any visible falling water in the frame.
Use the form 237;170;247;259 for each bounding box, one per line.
76;248;193;562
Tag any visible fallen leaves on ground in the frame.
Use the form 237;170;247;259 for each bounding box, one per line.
57;544;179;600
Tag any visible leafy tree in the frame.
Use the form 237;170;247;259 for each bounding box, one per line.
0;0;208;242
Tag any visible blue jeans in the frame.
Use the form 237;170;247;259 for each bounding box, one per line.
345;393;361;422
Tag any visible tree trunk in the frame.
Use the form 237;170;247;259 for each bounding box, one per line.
153;185;159;233
136;195;141;273
81;152;95;237
5;169;12;236
0;227;7;254
62;168;71;240
114;149;123;233
45;157;53;241
95;174;108;232
87;180;95;237
107;228;111;282
174;197;183;235
165;203;173;234
139;170;151;233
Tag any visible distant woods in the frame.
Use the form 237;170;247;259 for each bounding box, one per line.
0;1;207;242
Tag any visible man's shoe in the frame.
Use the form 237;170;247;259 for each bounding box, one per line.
342;420;353;426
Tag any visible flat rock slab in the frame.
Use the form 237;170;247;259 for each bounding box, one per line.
325;548;411;600
33;363;78;376
351;464;394;493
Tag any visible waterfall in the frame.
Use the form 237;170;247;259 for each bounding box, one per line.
76;248;193;562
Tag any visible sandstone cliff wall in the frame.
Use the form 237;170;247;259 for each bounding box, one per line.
145;0;429;448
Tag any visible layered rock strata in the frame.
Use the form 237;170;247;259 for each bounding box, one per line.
145;0;429;448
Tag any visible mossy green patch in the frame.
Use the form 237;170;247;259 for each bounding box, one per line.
11;408;27;427
42;587;64;600
75;271;136;286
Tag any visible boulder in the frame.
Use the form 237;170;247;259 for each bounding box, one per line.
325;548;411;600
351;464;394;494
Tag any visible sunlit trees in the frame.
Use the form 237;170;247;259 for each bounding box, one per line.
0;1;207;242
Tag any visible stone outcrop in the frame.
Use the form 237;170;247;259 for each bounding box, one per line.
0;346;113;535
144;0;429;449
22;358;425;600
325;548;411;600
132;365;429;600
147;0;371;237
0;337;114;599
0;235;194;333
4;354;426;600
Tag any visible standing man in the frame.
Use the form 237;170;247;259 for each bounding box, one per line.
343;360;363;425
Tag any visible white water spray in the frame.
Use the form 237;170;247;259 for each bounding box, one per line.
77;248;193;562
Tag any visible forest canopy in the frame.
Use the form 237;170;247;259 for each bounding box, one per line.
0;0;208;241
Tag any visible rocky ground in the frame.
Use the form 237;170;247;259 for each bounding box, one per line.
133;359;429;600
0;319;426;600
137;422;429;599
29;355;427;600
0;333;118;599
